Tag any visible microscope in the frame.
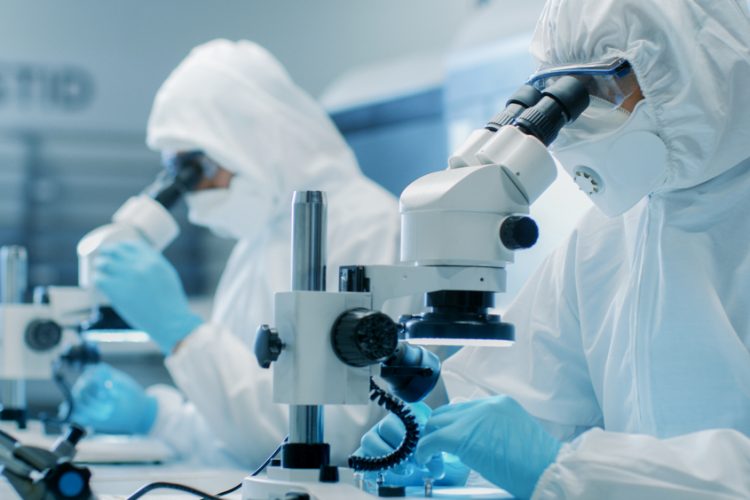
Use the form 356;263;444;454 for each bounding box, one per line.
0;425;95;500
0;155;206;430
0;245;82;430
244;76;589;499
74;155;205;332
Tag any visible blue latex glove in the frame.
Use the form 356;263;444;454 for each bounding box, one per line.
68;363;157;434
415;396;562;499
355;402;470;487
93;240;202;354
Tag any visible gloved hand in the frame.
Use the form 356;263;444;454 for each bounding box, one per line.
415;396;562;499
68;363;157;435
93;240;203;354
355;402;470;487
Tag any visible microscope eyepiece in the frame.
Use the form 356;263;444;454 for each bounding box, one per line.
544;75;590;121
486;84;543;132
146;151;217;209
151;160;204;209
513;76;589;146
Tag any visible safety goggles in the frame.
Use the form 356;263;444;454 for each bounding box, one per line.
527;58;639;109
161;150;220;187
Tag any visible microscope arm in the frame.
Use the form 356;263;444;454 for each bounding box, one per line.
0;427;95;500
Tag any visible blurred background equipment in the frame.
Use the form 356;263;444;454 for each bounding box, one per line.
0;0;590;419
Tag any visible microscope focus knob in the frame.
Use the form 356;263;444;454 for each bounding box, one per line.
254;324;284;369
46;461;92;500
331;309;399;367
500;216;539;250
24;319;63;352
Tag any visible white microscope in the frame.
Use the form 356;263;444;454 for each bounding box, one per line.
0;246;76;430
0;157;205;430
244;76;590;499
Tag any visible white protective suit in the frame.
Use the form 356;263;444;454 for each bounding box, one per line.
444;0;750;498
143;40;399;466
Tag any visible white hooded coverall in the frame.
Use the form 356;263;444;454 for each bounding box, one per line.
143;40;398;466
444;0;750;498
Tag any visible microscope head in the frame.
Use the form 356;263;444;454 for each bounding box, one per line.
397;76;589;347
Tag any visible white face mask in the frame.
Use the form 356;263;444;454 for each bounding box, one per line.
184;175;272;240
552;97;669;217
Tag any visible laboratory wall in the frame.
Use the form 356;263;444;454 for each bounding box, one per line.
0;0;477;296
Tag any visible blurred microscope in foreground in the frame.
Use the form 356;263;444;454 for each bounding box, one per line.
0;425;95;500
246;76;589;499
0;155;207;432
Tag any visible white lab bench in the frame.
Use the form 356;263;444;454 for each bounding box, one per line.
88;463;246;499
2;465;516;499
1;461;513;499
0;462;247;499
0;421;244;499
0;422;511;499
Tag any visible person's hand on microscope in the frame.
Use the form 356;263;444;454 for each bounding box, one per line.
93;240;203;355
67;363;157;434
355;402;470;487
415;395;562;499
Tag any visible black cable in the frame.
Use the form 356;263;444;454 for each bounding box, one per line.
52;360;75;423
250;436;286;477
205;437;287;498
211;482;242;497
37;360;75;433
43;344;101;432
348;378;420;472
127;481;221;500
126;437;287;500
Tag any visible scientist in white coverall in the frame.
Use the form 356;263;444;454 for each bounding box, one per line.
359;0;750;498
69;40;398;465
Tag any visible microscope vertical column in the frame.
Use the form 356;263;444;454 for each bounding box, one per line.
287;191;326;461
0;246;29;429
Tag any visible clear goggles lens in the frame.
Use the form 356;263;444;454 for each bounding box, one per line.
161;150;219;183
528;59;638;108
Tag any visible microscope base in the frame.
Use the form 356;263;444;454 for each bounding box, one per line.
242;466;377;500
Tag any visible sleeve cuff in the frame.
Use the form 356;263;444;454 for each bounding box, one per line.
167;322;219;364
145;384;186;438
531;431;587;499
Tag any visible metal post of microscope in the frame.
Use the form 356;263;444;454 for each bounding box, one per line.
288;191;327;446
0;246;28;428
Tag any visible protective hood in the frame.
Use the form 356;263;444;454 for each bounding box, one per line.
531;0;750;190
146;39;365;232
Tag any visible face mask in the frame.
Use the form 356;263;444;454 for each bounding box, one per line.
185;175;272;240
552;98;669;217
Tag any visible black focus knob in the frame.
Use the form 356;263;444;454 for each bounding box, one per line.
65;425;86;446
500;216;539;250
331;309;399;367
24;320;63;352
254;324;284;369
47;462;92;500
